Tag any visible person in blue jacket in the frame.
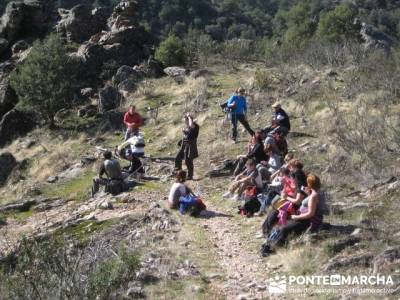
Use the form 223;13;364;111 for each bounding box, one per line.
226;87;255;142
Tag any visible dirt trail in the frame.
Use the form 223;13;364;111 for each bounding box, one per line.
198;201;270;299
1;179;272;299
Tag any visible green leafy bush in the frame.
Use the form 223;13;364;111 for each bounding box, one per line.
10;34;77;127
317;5;360;43
0;236;140;300
155;35;186;67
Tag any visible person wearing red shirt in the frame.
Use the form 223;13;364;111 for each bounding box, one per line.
124;105;142;140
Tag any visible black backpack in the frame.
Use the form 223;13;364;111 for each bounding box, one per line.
105;179;124;196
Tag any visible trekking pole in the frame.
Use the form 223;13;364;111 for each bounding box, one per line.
127;159;145;178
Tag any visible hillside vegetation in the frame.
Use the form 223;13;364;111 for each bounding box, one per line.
0;0;400;299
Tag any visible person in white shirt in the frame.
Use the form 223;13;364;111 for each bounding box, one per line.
168;170;193;209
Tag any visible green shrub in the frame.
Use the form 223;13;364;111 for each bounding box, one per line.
0;236;140;300
88;246;140;298
10;34;77;127
316;4;360;43
155;35;186;67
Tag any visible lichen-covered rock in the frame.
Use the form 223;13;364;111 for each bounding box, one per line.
112;65;144;93
98;86;120;112
360;23;394;51
11;39;29;55
164;67;187;77
56;5;110;43
0;109;36;147
0;0;53;43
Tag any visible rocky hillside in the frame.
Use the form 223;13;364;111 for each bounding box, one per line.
0;1;400;299
0;59;399;299
0;0;162;147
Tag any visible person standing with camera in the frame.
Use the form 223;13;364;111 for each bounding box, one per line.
174;113;199;180
226;87;255;143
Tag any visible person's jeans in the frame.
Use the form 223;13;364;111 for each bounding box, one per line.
125;128;139;141
262;209;279;236
230;113;255;141
92;177;108;196
233;157;247;176
270;219;311;248
175;148;194;178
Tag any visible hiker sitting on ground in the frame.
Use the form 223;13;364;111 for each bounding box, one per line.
121;148;145;179
257;144;283;182
92;151;126;197
285;159;308;205
118;134;146;158
255;167;291;216
272;102;290;135
262;159;307;236
124;105;143;140
263;132;281;156
260;145;282;178
261;116;279;135
233;131;269;176
261;174;324;257
168;170;194;209
175;113;199;181
226;87;255;143
223;159;263;201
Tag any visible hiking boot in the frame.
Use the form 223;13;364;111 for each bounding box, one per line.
260;243;272;257
222;191;232;199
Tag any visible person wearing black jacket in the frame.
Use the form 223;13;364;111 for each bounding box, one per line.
175;113;199;180
233;132;268;176
272;102;290;135
123;149;145;178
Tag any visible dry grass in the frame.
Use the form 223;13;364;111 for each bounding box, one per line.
270;243;328;276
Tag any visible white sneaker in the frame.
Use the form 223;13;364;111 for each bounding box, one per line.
231;194;240;201
222;192;232;199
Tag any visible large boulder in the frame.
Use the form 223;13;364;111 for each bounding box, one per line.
139;57;164;78
0;0;53;43
360;23;394;51
11;39;29;55
164;67;187;77
0;109;36;147
56;5;110;43
69;0;150;86
0;2;25;42
99;26;144;46
0;78;18;117
112;65;143;93
107;0;137;31
98;86;120;112
0;152;17;186
72;42;107;85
